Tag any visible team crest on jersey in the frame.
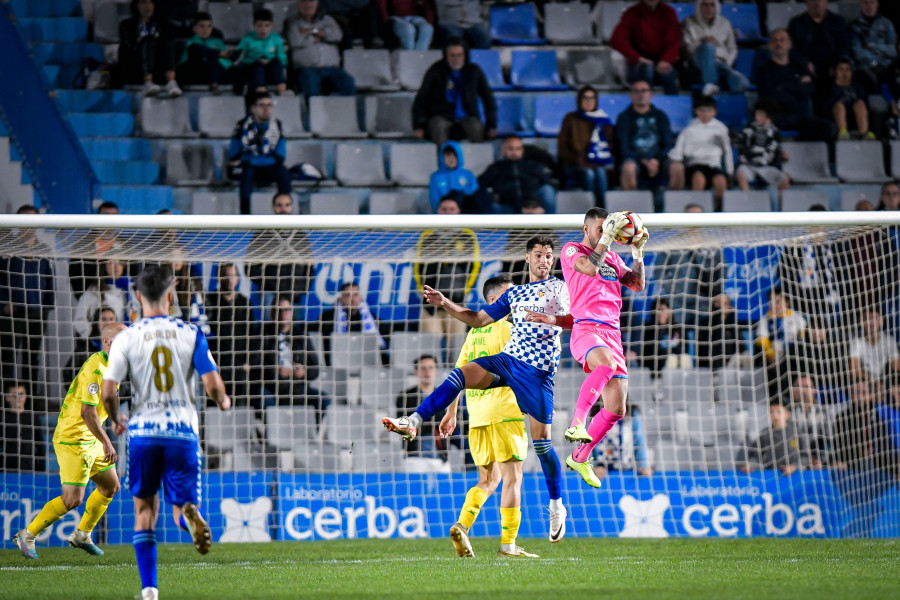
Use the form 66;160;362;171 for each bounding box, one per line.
565;246;577;257
87;383;99;396
599;264;617;281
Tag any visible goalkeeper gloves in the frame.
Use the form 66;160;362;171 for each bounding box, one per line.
599;212;629;248
632;227;650;260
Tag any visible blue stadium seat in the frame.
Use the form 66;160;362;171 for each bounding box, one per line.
533;93;575;137
651;95;693;133
596;94;631;123
10;0;81;17
31;42;103;66
68;112;135;137
720;3;764;43
469;49;511;91
17;17;87;42
102;186;174;214
716;95;749;130
81;138;152;161
495;95;534;137
510;50;568;91
92;160;160;185
734;48;757;86
56;90;132;113
670;3;695;22
490;3;546;45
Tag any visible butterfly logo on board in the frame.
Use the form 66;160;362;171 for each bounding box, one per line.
617;494;670;538
220;497;273;542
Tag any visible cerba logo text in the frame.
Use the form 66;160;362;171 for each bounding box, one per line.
1;493;81;543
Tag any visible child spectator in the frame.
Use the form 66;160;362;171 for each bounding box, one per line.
115;0;181;97
735;99;790;195
668;95;733;211
176;11;233;89
234;8;289;96
737;398;809;476
428;141;478;212
828;59;874;140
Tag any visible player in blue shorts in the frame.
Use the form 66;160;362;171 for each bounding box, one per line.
102;264;231;600
383;235;571;542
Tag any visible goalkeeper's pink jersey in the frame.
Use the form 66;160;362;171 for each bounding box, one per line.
560;241;628;329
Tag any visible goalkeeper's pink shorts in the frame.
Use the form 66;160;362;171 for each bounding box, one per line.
570;322;628;377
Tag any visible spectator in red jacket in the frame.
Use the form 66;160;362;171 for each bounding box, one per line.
610;0;681;95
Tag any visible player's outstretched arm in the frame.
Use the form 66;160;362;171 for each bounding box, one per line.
524;310;575;330
81;403;117;464
202;371;232;411
620;227;648;292
423;285;495;328
101;381;127;436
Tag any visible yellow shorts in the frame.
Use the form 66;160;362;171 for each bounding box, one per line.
468;421;528;466
54;440;114;487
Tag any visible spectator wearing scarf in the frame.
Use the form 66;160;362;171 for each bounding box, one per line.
317;282;390;366
558;85;615;207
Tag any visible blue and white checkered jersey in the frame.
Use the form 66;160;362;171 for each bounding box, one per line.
104;315;218;442
482;277;570;373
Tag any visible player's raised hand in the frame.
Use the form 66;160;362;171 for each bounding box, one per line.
112;415;128;437
439;411;457;438
524;310;555;325
632;226;650;259
600;212;629;246
102;439;117;464
219;395;232;411
423;285;446;306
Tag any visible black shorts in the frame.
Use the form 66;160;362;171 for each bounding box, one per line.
685;164;726;185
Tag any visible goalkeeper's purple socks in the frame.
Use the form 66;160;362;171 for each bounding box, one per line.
133;530;157;589
571;365;615;428
572;408;623;463
413;368;466;421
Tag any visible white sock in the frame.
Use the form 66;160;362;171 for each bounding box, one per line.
549;498;563;512
409;413;423;430
500;543;516;553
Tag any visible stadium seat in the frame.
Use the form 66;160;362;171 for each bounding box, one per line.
343;49;399;91
780;189;830;212
510;50;568;91
495;95;534;137
140;97;194;137
93;0;129;43
263;0;295;35
459;142;494;177
595;93;632;123
469;49;512;91
81;138;151;162
272;95;310;138
68;113;134;137
309;96;366;138
664;190;713;213
716;95;749;131
734;48;756;85
544;2;596;44
606;190;655;214
328;333;380;371
335;143;391;187
396;49;442;90
722;190;772;212
490;3;546;45
165;142;215;186
389;143;437;186
354;443;407;472
389;332;445;373
766;2;806;34
284;141;332;181
310;192;360;215
191;191;239;215
207;2;252;43
832;1;860;22
533;93;575;137
369;192;418;215
358;366;406;411
892;141;900;178
204;408;260;453
565;48;618;89
652;95;693;133
248;191;286;215
198;96;244;138
835;141;892;183
323;406;385;444
600;1;631;42
556;191;594;214
840;186;882;211
365;94;415;138
265;406;319;451
720;3;763;43
780;141;838;184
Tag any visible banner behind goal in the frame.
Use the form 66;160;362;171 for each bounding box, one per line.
1;213;899;544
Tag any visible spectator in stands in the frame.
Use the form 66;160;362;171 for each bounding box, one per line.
832;219;898;323
259;295;326;414
207;263;255;407
428;142;478;212
756;285;806;396
73;260;130;349
395;355;446;459
68;201;122;301
0;206;54;394
558;85;615;207
755;28;836;142
787;0;852;99
412;38;496;146
640;297;691;377
63;305;117;385
317;281;390;366
228;90;291;216
696;293;744;370
115;0;182;97
849;307;900;384
1;383;44;472
790;314;847;394
375;0;435;50
788;373;831;468
827;59;875;139
735;98;790;196
323;0;379;50
155;0;198;37
285;0;357;101
668;95;733;211
831;378;899;537
877;180;900;209
245;193;314;304
736;398;809;475
433;0;490;50
589;401;654;480
850;0;898;94
478;135;557;214
615;80;674;191
610;0;681;95
233;8;289;96
856;198;876;210
176;11;232;89
681;0;748;95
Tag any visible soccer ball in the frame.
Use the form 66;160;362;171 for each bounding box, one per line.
613;211;644;245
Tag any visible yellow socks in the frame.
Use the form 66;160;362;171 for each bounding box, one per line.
78;490;114;533
457;487;489;530
26;497;69;536
500;506;521;546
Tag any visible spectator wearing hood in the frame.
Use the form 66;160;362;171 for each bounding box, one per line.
558;85;615;207
681;0;748;95
428;141;479;211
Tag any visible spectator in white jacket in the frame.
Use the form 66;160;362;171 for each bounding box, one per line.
681;0;748;96
668;95;733;211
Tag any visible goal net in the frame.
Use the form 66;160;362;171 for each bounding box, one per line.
1;212;899;545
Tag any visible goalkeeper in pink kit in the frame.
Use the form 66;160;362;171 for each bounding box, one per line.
527;208;647;487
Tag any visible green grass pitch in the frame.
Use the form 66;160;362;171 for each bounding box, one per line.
2;538;898;599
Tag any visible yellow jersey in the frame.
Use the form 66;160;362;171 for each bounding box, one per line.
54;351;112;445
455;320;523;427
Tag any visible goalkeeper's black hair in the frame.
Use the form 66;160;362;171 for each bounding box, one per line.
136;264;174;303
525;235;554;252
483;274;513;301
584;208;608;223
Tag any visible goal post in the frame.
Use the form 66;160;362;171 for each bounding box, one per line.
1;211;899;544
